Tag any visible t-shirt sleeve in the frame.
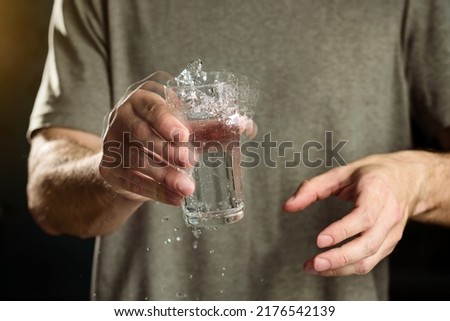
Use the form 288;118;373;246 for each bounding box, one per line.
27;0;110;140
406;0;450;141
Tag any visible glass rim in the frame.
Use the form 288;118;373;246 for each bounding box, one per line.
165;71;235;88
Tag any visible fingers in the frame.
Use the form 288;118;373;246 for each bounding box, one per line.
238;116;258;138
108;173;182;206
102;85;197;200
103;166;193;206
305;226;388;274
283;165;352;213
104;145;195;196
304;235;397;277
129;89;190;142
304;193;404;276
316;185;387;248
289;154;413;277
108;89;195;168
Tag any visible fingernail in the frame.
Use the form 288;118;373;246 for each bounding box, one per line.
172;128;189;142
314;257;331;272
317;234;334;248
176;175;195;196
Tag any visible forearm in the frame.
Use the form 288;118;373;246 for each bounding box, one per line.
27;137;144;238
410;151;450;227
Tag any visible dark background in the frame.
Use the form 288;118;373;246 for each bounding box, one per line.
0;1;449;301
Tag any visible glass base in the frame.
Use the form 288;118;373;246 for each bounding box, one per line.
183;208;244;228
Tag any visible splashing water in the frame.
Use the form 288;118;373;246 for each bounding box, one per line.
176;59;207;86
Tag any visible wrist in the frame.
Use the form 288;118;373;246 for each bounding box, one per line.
401;150;449;218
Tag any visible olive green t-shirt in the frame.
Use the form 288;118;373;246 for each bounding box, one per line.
29;0;450;300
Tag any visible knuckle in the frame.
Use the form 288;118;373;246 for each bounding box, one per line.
155;168;169;185
337;251;350;267
390;204;403;224
129;88;147;104
146;102;166;123
139;80;160;93
385;245;395;256
135;88;148;98
325;269;338;277
365;237;381;255
392;230;403;244
299;179;313;192
131;119;149;139
361;208;375;229
356;259;373;275
337;220;350;240
332;165;348;177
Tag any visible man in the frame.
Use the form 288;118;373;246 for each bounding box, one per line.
27;0;450;300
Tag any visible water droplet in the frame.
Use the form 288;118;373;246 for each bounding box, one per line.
209;249;215;254
218;290;224;295
164;238;172;245
161;217;169;223
193;240;198;249
93;293;96;297
176;236;181;242
222;267;226;271
192;227;202;239
221;273;225;277
188;274;193;280
260;278;265;283
146;247;150;252
176;292;187;298
173;228;179;232
213;227;218;231
144;297;148;301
